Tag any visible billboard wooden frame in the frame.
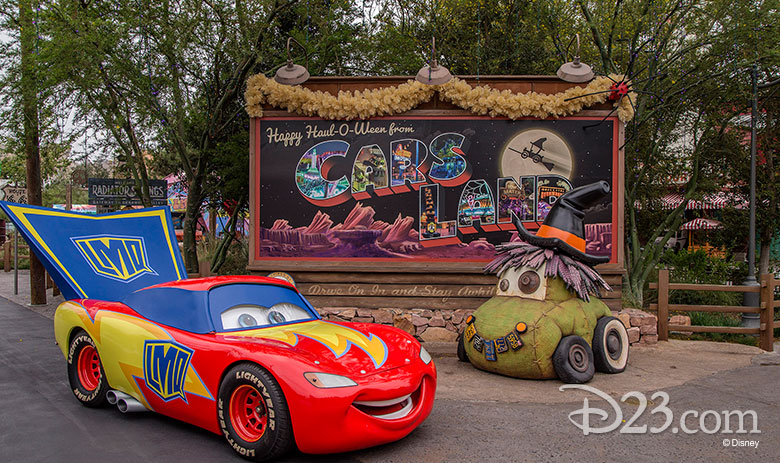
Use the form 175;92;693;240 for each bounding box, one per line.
247;76;625;310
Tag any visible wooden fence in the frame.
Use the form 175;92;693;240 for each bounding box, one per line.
2;236;60;296
650;269;779;351
3;239;30;272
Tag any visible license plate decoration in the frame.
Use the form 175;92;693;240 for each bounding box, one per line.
464;315;527;361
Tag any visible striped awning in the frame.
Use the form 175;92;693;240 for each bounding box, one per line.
660;192;738;210
680;218;723;231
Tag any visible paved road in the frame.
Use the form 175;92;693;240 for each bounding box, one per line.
1;297;777;463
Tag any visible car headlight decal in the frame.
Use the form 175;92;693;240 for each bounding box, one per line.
303;372;357;388
419;346;432;364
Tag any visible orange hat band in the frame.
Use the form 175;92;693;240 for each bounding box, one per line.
536;225;586;253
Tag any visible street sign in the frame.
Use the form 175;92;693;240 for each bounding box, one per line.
1;184;27;204
88;178;167;206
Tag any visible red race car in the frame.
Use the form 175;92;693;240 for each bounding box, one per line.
0;203;436;461
55;275;436;461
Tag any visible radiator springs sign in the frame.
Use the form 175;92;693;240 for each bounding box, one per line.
254;117;618;263
88;178;167;206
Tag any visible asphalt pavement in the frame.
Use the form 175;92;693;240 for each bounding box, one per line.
1;293;778;462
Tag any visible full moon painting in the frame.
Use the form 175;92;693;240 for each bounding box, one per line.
500;128;574;179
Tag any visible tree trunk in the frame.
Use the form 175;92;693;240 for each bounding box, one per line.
210;195;247;274
182;170;204;274
20;0;46;305
758;231;771;275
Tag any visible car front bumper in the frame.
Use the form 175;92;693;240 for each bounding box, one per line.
286;361;437;454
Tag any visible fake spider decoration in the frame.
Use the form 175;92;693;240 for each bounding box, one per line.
563;74;645;130
564;66;664;150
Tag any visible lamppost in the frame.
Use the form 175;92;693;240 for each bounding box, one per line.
742;65;780;327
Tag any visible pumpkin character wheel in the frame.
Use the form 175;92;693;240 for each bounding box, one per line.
218;363;294;461
552;335;595;384
67;331;109;407
456;332;469;362
592;316;629;373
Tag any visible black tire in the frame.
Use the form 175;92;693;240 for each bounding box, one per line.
552;335;595;384
218;363;295;462
592;316;630;373
456;332;469;362
67;330;108;407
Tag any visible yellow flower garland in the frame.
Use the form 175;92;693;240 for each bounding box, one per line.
245;74;635;122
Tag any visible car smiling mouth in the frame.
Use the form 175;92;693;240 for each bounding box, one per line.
352;382;422;420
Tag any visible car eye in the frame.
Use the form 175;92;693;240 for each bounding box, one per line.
499;279;510;292
238;313;258;328
268;310;286;324
518;270;540;294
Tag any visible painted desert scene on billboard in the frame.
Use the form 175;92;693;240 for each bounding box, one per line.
256;117;617;262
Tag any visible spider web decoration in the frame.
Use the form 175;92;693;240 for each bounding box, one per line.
462;181;493;205
484;241;612;302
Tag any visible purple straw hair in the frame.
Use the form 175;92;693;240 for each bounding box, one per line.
485;240;611;301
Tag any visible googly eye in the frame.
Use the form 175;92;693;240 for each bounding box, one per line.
268;310;286;324
238;313;258;328
518;270;540;294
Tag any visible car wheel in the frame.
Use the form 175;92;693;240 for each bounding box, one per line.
456;332;469;362
592;316;629;373
67;330;108;407
552;335;595;384
218;363;294;462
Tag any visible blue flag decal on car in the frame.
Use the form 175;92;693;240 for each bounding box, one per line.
143;340;194;402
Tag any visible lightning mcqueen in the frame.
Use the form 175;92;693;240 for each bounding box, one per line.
54;275;436;461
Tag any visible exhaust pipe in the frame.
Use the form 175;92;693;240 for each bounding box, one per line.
106;390;132;405
107;390;148;413
117;397;148;413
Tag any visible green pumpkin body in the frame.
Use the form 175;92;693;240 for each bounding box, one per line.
465;277;611;379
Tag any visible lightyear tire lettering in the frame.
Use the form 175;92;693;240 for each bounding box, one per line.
217;363;294;462
67;330;108;407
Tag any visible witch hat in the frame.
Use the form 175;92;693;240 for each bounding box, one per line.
512;181;611;265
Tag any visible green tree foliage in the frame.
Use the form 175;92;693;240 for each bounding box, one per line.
360;0;558;75
36;0;370;272
562;0;780;305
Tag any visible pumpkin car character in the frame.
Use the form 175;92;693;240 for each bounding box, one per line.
457;181;629;383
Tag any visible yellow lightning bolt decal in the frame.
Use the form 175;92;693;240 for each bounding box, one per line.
53;301;213;408
228;320;388;368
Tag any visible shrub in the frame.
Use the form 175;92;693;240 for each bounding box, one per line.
659;249;747;306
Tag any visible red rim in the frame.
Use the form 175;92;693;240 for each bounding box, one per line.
229;385;268;442
77;345;101;391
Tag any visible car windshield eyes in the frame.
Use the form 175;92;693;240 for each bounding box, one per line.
268;310;286;324
220;303;312;330
238;313;258;328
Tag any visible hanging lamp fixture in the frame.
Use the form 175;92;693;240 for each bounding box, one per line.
274;37;310;86
557;34;594;83
416;37;452;85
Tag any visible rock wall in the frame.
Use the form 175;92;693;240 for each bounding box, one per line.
615;308;659;346
318;307;468;343
317;306;660;346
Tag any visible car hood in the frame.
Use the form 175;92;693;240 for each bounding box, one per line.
218;320;421;375
0;202;186;301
